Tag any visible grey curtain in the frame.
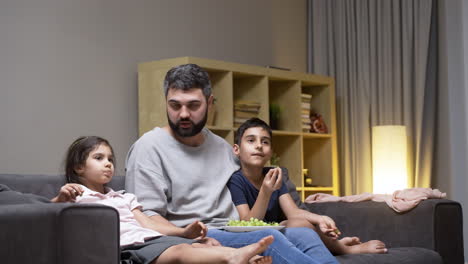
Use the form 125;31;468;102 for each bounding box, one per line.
308;0;437;195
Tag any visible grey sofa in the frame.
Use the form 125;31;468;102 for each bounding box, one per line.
0;173;464;264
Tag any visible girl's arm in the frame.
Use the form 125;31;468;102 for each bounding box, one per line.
236;167;283;220
132;209;207;239
279;193;340;238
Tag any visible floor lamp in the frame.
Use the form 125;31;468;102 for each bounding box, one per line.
372;125;408;194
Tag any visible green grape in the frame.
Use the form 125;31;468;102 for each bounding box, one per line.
227;217;280;226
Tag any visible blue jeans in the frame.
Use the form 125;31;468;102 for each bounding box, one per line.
207;227;338;264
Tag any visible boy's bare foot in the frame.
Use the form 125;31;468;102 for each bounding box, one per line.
339;236;361;246
344;240;387;254
228;235;274;264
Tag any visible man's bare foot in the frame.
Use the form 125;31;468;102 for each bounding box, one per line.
228;235;274;264
344;240;387;254
339;236;361;246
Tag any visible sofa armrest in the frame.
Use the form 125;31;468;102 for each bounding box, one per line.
0;203;120;264
304;199;464;264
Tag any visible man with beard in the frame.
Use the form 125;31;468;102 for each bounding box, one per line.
125;64;338;264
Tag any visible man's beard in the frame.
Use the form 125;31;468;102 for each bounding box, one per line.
168;111;208;138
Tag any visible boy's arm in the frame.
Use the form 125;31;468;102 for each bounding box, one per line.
232;168;282;220
235;188;272;220
279;193;340;238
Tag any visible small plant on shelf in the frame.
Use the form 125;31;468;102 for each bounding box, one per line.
269;103;281;130
270;152;280;166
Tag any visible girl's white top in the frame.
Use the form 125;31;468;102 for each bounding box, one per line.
75;185;163;246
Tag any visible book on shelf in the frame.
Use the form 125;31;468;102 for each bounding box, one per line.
234;101;261;126
234;107;260;113
300;93;312;131
301;93;312;100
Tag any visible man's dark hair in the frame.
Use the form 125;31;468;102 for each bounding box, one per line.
163;64;212;99
235;118;273;145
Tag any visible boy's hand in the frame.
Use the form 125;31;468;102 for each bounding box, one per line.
51;183;83;203
182;220;208;239
317;215;341;239
262;167;282;194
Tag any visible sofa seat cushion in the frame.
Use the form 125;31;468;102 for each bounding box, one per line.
336;247;442;264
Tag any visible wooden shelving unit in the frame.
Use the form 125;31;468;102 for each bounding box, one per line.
138;57;340;199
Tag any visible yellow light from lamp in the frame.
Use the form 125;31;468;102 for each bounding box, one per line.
372;125;408;194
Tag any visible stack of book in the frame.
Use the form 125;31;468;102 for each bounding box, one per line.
234;101;261;127
301;93;312;132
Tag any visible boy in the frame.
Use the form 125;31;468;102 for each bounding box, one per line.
228;117;388;255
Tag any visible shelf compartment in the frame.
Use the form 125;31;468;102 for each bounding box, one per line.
209;129;234;144
271;134;302;189
207;70;233;128
301;84;333;134
303;137;333;188
138;69;170;135
233;75;269;126
268;79;301;132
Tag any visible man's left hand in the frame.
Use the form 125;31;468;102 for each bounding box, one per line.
182;220;208;239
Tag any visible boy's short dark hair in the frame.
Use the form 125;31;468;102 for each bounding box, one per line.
235;118;273;145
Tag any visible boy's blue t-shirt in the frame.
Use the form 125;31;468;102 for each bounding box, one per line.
227;169;288;222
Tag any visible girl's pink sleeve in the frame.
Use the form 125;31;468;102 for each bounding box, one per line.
125;193;143;211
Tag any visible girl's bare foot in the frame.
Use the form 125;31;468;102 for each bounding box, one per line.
228;235;274;264
344;240;387;254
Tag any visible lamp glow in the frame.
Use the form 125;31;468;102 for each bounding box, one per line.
372;125;408;194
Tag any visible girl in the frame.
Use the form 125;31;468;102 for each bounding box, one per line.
53;136;273;264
